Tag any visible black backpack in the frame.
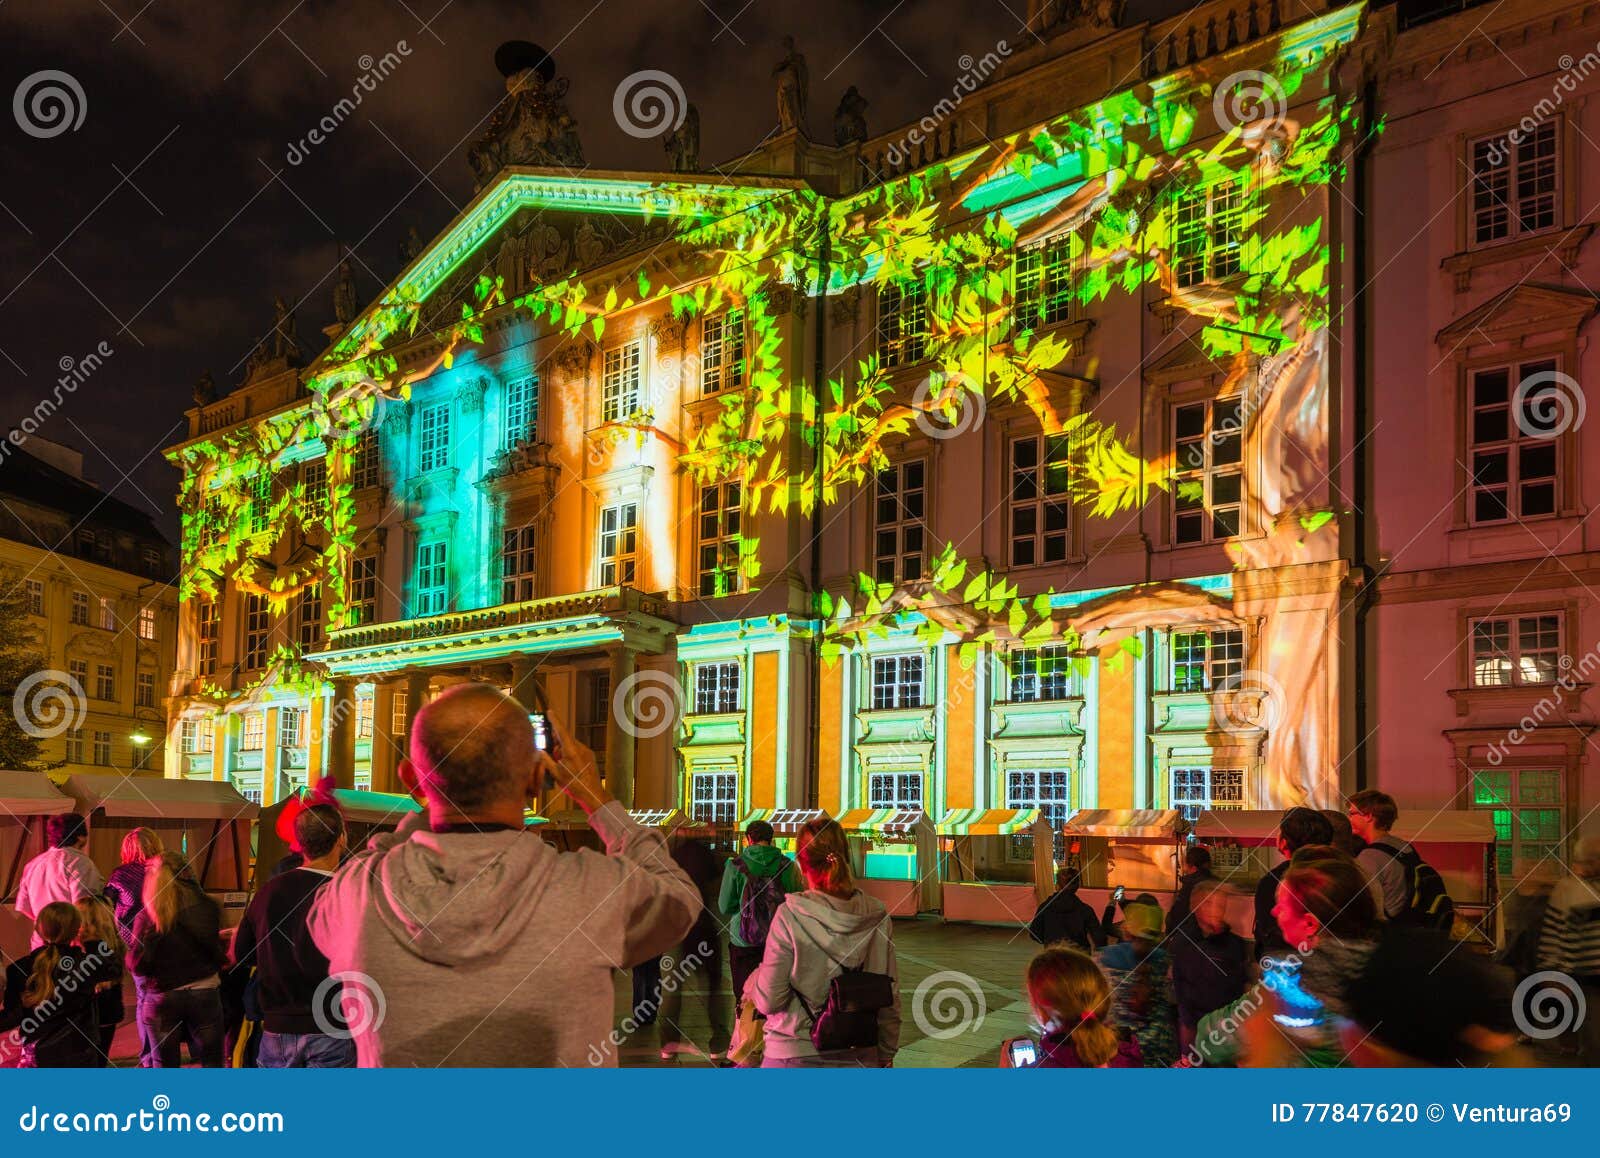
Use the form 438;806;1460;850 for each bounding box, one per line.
792;922;895;1053
733;856;789;947
1373;841;1455;932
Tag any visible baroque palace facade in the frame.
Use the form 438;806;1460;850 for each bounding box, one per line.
162;0;1600;904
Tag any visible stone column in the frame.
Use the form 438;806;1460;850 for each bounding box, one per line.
509;657;541;712
606;645;636;808
404;670;431;757
328;676;358;790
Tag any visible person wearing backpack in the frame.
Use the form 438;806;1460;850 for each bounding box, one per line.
748;818;899;1067
718;819;802;1013
1348;790;1453;929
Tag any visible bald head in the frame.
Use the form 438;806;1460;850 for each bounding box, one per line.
407;684;536;811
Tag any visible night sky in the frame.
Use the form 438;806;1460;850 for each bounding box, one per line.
0;0;1027;542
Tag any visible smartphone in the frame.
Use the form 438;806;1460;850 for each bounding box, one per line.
530;712;550;752
1007;1038;1038;1067
1112;884;1126;903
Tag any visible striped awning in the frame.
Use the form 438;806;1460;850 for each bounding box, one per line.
629;809;688;829
741;809;828;836
936;808;1043;837
1063;809;1187;839
837;808;927;836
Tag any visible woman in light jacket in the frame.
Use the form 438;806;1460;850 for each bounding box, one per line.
749;818;899;1067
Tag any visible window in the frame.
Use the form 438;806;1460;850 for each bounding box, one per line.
391;689;409;736
133;744;153;771
70;591;89;625
414;540;449;617
25;580;42;615
693;661;741;715
352;431;381;490
1472;768;1564;877
1173;179;1245;288
504;375;539;448
92;731;111;766
1009;645;1074;702
94;663;115;701
578;671;611;775
1014;234;1080;329
197;598;219;677
235;781;264;806
67;659;88;693
697;481;742;597
298;584;323;650
602;342;642;422
137;606;156;641
65;728;84;764
248;470;274;535
279;707;306;749
873;460;927;583
180;718;213;754
869;771;923;809
1171;627;1245;692
241;712;265;751
502;524;538;604
97;597;116;631
357;696;373;740
141;544;162;575
348;556;378;627
419;404;451;472
136;671;155;709
876;279;928;368
1170;766;1245;823
1173;398;1244;544
1470;123;1557;246
1009;435;1072;566
598;502;639;587
1470;613;1562;687
1469;360;1560;523
689;771;738;824
870;654;925;710
701;310;747;394
244;593;272;669
75;528;94;556
302;459;328;519
1006;768;1073;854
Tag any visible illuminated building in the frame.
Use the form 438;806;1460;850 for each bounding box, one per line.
162;0;1440;906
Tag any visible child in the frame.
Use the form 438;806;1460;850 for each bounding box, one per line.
1024;946;1142;1068
76;896;127;1066
0;902;113;1067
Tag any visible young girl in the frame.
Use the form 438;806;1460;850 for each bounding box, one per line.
1025;946;1142;1068
76;897;127;1066
0;902;113;1067
128;852;226;1068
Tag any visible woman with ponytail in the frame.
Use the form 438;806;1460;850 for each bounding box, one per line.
0;902;113;1067
127;852;226;1067
1023;946;1142;1067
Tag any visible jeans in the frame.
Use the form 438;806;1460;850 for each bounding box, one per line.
140;985;225;1068
131;974;155;1067
257;1031;357;1068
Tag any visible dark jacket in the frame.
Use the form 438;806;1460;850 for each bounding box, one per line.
128;881;225;993
1254;862;1291;959
1029;887;1107;951
230;867;339;1035
104;861;147;942
1169;868;1217;929
669;840;723;954
1035;1026;1142;1068
1;944;115;1066
1171;916;1251;1029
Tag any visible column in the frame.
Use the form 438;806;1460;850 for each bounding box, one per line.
509;656;541;711
328;676;358;790
403;670;431;759
606;645;636;808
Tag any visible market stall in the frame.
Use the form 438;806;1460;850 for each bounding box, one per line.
837;808;938;916
1063;809;1188;912
738;809;827;853
0;771;75;960
255;787;424;891
935;808;1053;924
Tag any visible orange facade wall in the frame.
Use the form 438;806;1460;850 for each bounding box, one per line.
749;650;780;810
944;648;977;810
818;658;844;816
1096;655;1136;809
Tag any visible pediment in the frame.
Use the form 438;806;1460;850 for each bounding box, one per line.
1144;335;1249;387
1435;284;1599;350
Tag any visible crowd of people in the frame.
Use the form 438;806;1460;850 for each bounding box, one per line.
2;685;1596;1069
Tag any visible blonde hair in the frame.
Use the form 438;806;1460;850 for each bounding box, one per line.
24;903;81;1008
120;827;163;865
1025;947;1121;1067
142;851;193;933
75;896;123;959
795;818;854;897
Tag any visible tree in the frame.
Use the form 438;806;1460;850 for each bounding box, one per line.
0;573;50;770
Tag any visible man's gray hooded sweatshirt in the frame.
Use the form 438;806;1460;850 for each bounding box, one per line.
307;801;698;1067
748;889;900;1063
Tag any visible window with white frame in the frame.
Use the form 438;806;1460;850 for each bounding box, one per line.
1170;627;1245;692
1014;234;1080;329
689;770;738;824
94;663;115;701
870;654;925;710
1472;768;1564;877
65;728;84;764
357;695;373;740
1009;645;1074;702
697;481;742;597
1170;766;1245;823
298;584;323;650
701;309;747;394
352;431;381;490
502;523;538;603
70;591;89;625
1173;179;1245;288
1469;123;1558;246
1470;613;1562;687
137;606;156;641
504;375;539;448
97;597;115;631
414;540;449;617
197;598;218;677
873;459;927;583
1173;397;1244;544
876;279;928;368
1006;767;1073;855
1010;434;1072;566
235;780;264;806
248;470;274;535
135;671;155;709
25;580;42;615
279;707;306;749
1469;359;1560;524
92;731;111;766
693;661;740;715
419;404;451;472
180;718;213;753
240;712;265;750
244;594;273;669
602;342;643;422
347;555;378;627
869;770;923;809
302;459;328;519
598;502;639;587
391;689;409;736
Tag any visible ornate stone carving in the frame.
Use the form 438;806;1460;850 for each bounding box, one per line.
649;314;687;351
763;284;807;320
554;338;595;379
459;376;488;415
830;285;862;327
467;43;585;189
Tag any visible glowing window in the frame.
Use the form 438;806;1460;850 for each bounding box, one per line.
391;689;409;736
1173;179;1244;288
701;310;747;394
357;696;373;740
97;597;116;631
414;540;449;617
504;375;539;448
1170;628;1245;692
240;712;265;751
1009;435;1072;566
1170;766;1245;823
870;654;924;710
1008;645;1074;703
180;718;213;753
1173;398;1244;545
1470;613;1562;687
248;471;274;534
352;431;381;490
873;459;927;584
602;342;642;422
689;771;738;824
598;502;638;587
876;279;928;368
693;661;740;715
279;707;306;750
868;771;922;809
502;523;538;604
1014;234;1080;329
1470;123;1557;246
197;599;219;677
419;404;451;472
1469;360;1560;524
697;481;742;598
137;606;157;641
302;459;328;519
1472;768;1564;877
298;584;323;650
244;593;273;669
1005;768;1073;858
347;555;378;627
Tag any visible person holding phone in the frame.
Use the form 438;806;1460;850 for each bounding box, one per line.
1013;946;1141;1068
